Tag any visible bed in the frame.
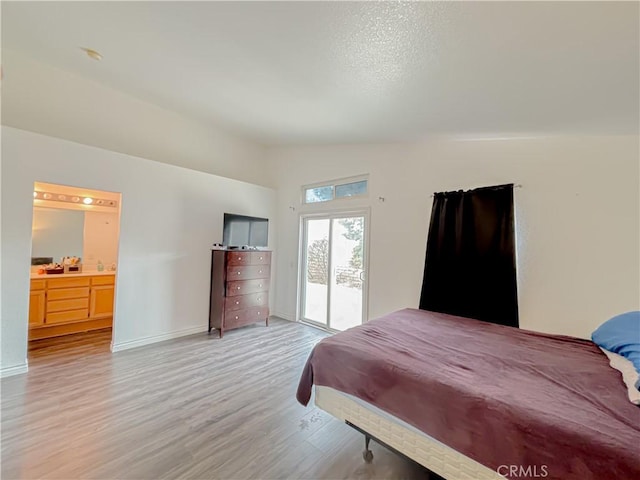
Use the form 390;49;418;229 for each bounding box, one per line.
296;309;640;480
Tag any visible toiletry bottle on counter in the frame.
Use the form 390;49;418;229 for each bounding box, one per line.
97;260;104;272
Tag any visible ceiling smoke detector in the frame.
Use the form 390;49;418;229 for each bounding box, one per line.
81;47;103;61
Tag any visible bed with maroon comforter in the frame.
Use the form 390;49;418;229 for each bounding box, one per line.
297;308;640;480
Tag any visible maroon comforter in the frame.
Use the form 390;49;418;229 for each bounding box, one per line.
297;309;640;480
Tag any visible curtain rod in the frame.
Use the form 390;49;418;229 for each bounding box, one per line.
430;184;522;198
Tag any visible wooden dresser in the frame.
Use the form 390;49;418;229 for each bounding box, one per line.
29;273;115;340
209;249;271;338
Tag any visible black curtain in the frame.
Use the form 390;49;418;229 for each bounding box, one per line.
419;184;519;327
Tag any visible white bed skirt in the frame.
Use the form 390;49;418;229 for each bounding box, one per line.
314;386;503;480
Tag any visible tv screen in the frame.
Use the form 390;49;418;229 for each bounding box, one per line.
223;213;269;247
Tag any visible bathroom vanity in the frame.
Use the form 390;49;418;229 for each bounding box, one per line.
29;271;115;340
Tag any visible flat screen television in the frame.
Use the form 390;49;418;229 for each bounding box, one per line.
223;213;269;247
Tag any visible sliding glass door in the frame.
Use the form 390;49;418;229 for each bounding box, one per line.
300;212;367;331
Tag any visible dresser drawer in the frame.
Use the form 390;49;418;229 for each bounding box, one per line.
227;265;270;281
47;297;89;313
226;279;269;297
47;277;91;289
251;251;271;265
225;292;268;313
226;252;252;266
225;306;269;329
47;287;90;301
46;308;89;324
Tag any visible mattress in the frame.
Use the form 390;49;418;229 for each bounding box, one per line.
314;385;502;480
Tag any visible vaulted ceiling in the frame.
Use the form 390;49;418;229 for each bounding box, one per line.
3;1;638;145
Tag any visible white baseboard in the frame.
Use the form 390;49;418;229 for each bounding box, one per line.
1;360;28;378
273;311;296;322
111;326;207;352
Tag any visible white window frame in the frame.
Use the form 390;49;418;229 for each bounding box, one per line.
301;174;369;205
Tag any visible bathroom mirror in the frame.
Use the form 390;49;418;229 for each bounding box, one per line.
31;207;84;263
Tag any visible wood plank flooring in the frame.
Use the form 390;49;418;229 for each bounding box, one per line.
2;320;430;479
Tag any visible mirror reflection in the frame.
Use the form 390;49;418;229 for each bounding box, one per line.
31;207;84;263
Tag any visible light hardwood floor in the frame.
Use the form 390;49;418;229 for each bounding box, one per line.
2;320;431;479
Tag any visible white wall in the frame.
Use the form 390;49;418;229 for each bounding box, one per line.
1;127;276;374
269;135;640;339
83;210;120;270
1;49;272;187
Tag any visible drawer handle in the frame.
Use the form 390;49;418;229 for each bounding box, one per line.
259;284;262;288
257;297;261;301
237;286;241;290
259;270;263;274
237;271;241;275
257;312;260;316
235;315;239;320
238;257;242;260
259;256;263;260
236;301;240;305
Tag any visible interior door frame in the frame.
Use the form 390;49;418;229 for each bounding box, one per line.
26;182;122;358
297;207;370;331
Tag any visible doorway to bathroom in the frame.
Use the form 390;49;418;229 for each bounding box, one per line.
28;181;122;361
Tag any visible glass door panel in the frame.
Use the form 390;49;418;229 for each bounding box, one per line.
330;216;364;331
300;213;367;331
302;218;330;325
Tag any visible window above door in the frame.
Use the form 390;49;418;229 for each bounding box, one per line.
303;175;369;204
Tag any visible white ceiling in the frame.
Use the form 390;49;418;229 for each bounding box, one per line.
2;1;638;145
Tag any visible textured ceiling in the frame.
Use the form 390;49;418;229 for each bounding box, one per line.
2;1;638;145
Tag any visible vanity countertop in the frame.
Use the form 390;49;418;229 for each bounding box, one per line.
30;270;116;280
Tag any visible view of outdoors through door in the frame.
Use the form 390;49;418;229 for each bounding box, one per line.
301;214;365;331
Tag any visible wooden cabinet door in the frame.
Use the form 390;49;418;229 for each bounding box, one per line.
29;290;46;326
89;285;114;319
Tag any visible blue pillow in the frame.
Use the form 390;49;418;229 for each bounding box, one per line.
592;311;640;388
